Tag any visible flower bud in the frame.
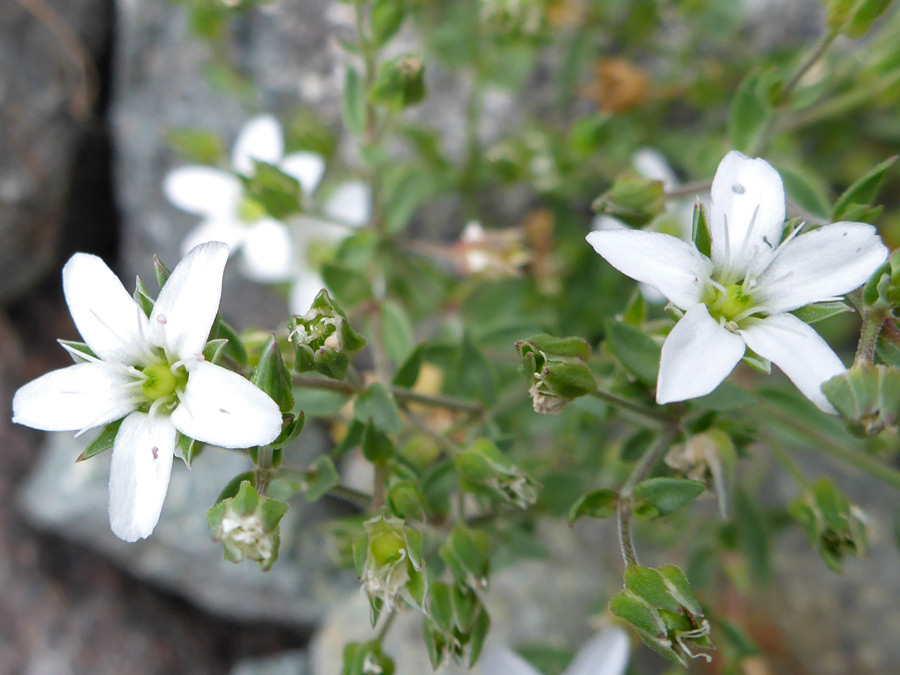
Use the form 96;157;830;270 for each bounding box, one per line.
516;334;595;414
370;54;426;111
591;171;665;226
823;363;900;436
455;438;538;508
455;221;532;278
609;565;713;667
207;480;289;571
353;514;426;624
289;289;366;380
790;477;868;572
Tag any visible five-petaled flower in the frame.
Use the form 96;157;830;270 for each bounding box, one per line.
12;242;283;542
163;114;371;314
587;151;889;411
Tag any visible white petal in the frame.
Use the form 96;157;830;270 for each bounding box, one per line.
657;304;746;404
633;148;678;189
108;412;176;542
163;167;242;217
709;151;785;276
585;229;712;309
324;181;372;227
62;253;151;366
562;628;631;675
171;361;282;448
180;218;248;258
150;242;229;360
240;219;295;282
12;362;138;432
739;313;845;412
289;269;325;315
753;222;889;312
232;115;284;175
281;152;326;195
477;647;540;675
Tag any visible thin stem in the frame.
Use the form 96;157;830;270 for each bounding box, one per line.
254;446;273;496
328;484;373;508
763;434;809;489
616;425;680;567
376;608;397;644
764;405;900;491
855;308;889;365
591;389;675;425
665;180;712;199
400;402;463;456
293;374;485;415
750;28;839;156
372;463;388;511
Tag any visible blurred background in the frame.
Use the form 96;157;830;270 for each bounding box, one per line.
3;0;900;673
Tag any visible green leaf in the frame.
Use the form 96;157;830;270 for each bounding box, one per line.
877;335;900;368
778;166;831;219
832;156;897;221
568;488;618;524
371;0;405;46
633;477;705;518
382;165;440;234
354;382;403;434
729;70;769;153
322;263;372;307
380;301;415;364
272;411;305;450
251;335;295;414
692;381;757;411
294;386;349;417
342;66;367;135
604;319;660;385
448;332;496;403
76;419;124;462
362;418;396;463
845;0;895;38
393;344;424;388
334;419;365;459
305;455;341;501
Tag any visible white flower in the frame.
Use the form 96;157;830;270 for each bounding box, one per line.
164;114;372;314
12;242;283;542
478;628;630;675
587;151;889;412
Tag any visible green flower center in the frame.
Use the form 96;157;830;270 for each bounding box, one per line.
237;197;267;224
709;283;754;322
141;363;188;402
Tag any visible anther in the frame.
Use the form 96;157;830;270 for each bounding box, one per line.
156;314;168;324
151;446;159;460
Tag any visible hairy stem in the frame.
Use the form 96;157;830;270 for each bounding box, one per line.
616;425;680;567
855;308;889;365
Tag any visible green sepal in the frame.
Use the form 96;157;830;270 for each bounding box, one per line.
791;301;853;325
691;200;712;258
177;432;203;468
76;418;124;462
202;338;230;365
591;171;666;227
370;54;426;111
832;155;897;222
153;254;171;289
214;471;256;504
212;316;249;366
134;276;155;317
272;411;305;450
362;418;396;463
251;334;295;414
58;340;98;364
232;479;260;516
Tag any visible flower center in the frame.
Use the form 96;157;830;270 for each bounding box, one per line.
237;197;267;224
141;363;188;402
709;283;754;322
369;531;406;567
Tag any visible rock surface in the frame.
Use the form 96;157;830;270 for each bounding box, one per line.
0;0;110;302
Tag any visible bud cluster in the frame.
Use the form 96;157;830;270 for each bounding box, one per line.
516;334;596;414
207;480;289;571
289;289;366;380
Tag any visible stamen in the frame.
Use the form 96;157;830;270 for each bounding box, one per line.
148;397;168;418
720;214;732;282
169;357;196;374
151;446;159;460
749;220;806;282
156;314;168;325
732;305;775;323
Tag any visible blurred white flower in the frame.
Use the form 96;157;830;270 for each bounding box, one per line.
588;151;888;411
12;243;282;541
478;627;630;675
165;114;372;315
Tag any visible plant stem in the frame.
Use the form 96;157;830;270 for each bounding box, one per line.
254;446;273;496
591;389;675;425
750;28;839;156
616;425;680;567
376;608;397;644
664;180;712;199
764;406;900;491
855;308;889;365
293;374;485;415
373;462;388;511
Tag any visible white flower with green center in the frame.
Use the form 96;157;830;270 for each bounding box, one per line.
587;151;889;411
12;242;282;542
164;114;372;314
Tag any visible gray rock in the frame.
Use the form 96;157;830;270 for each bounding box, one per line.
0;0;109;302
19;429;355;626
